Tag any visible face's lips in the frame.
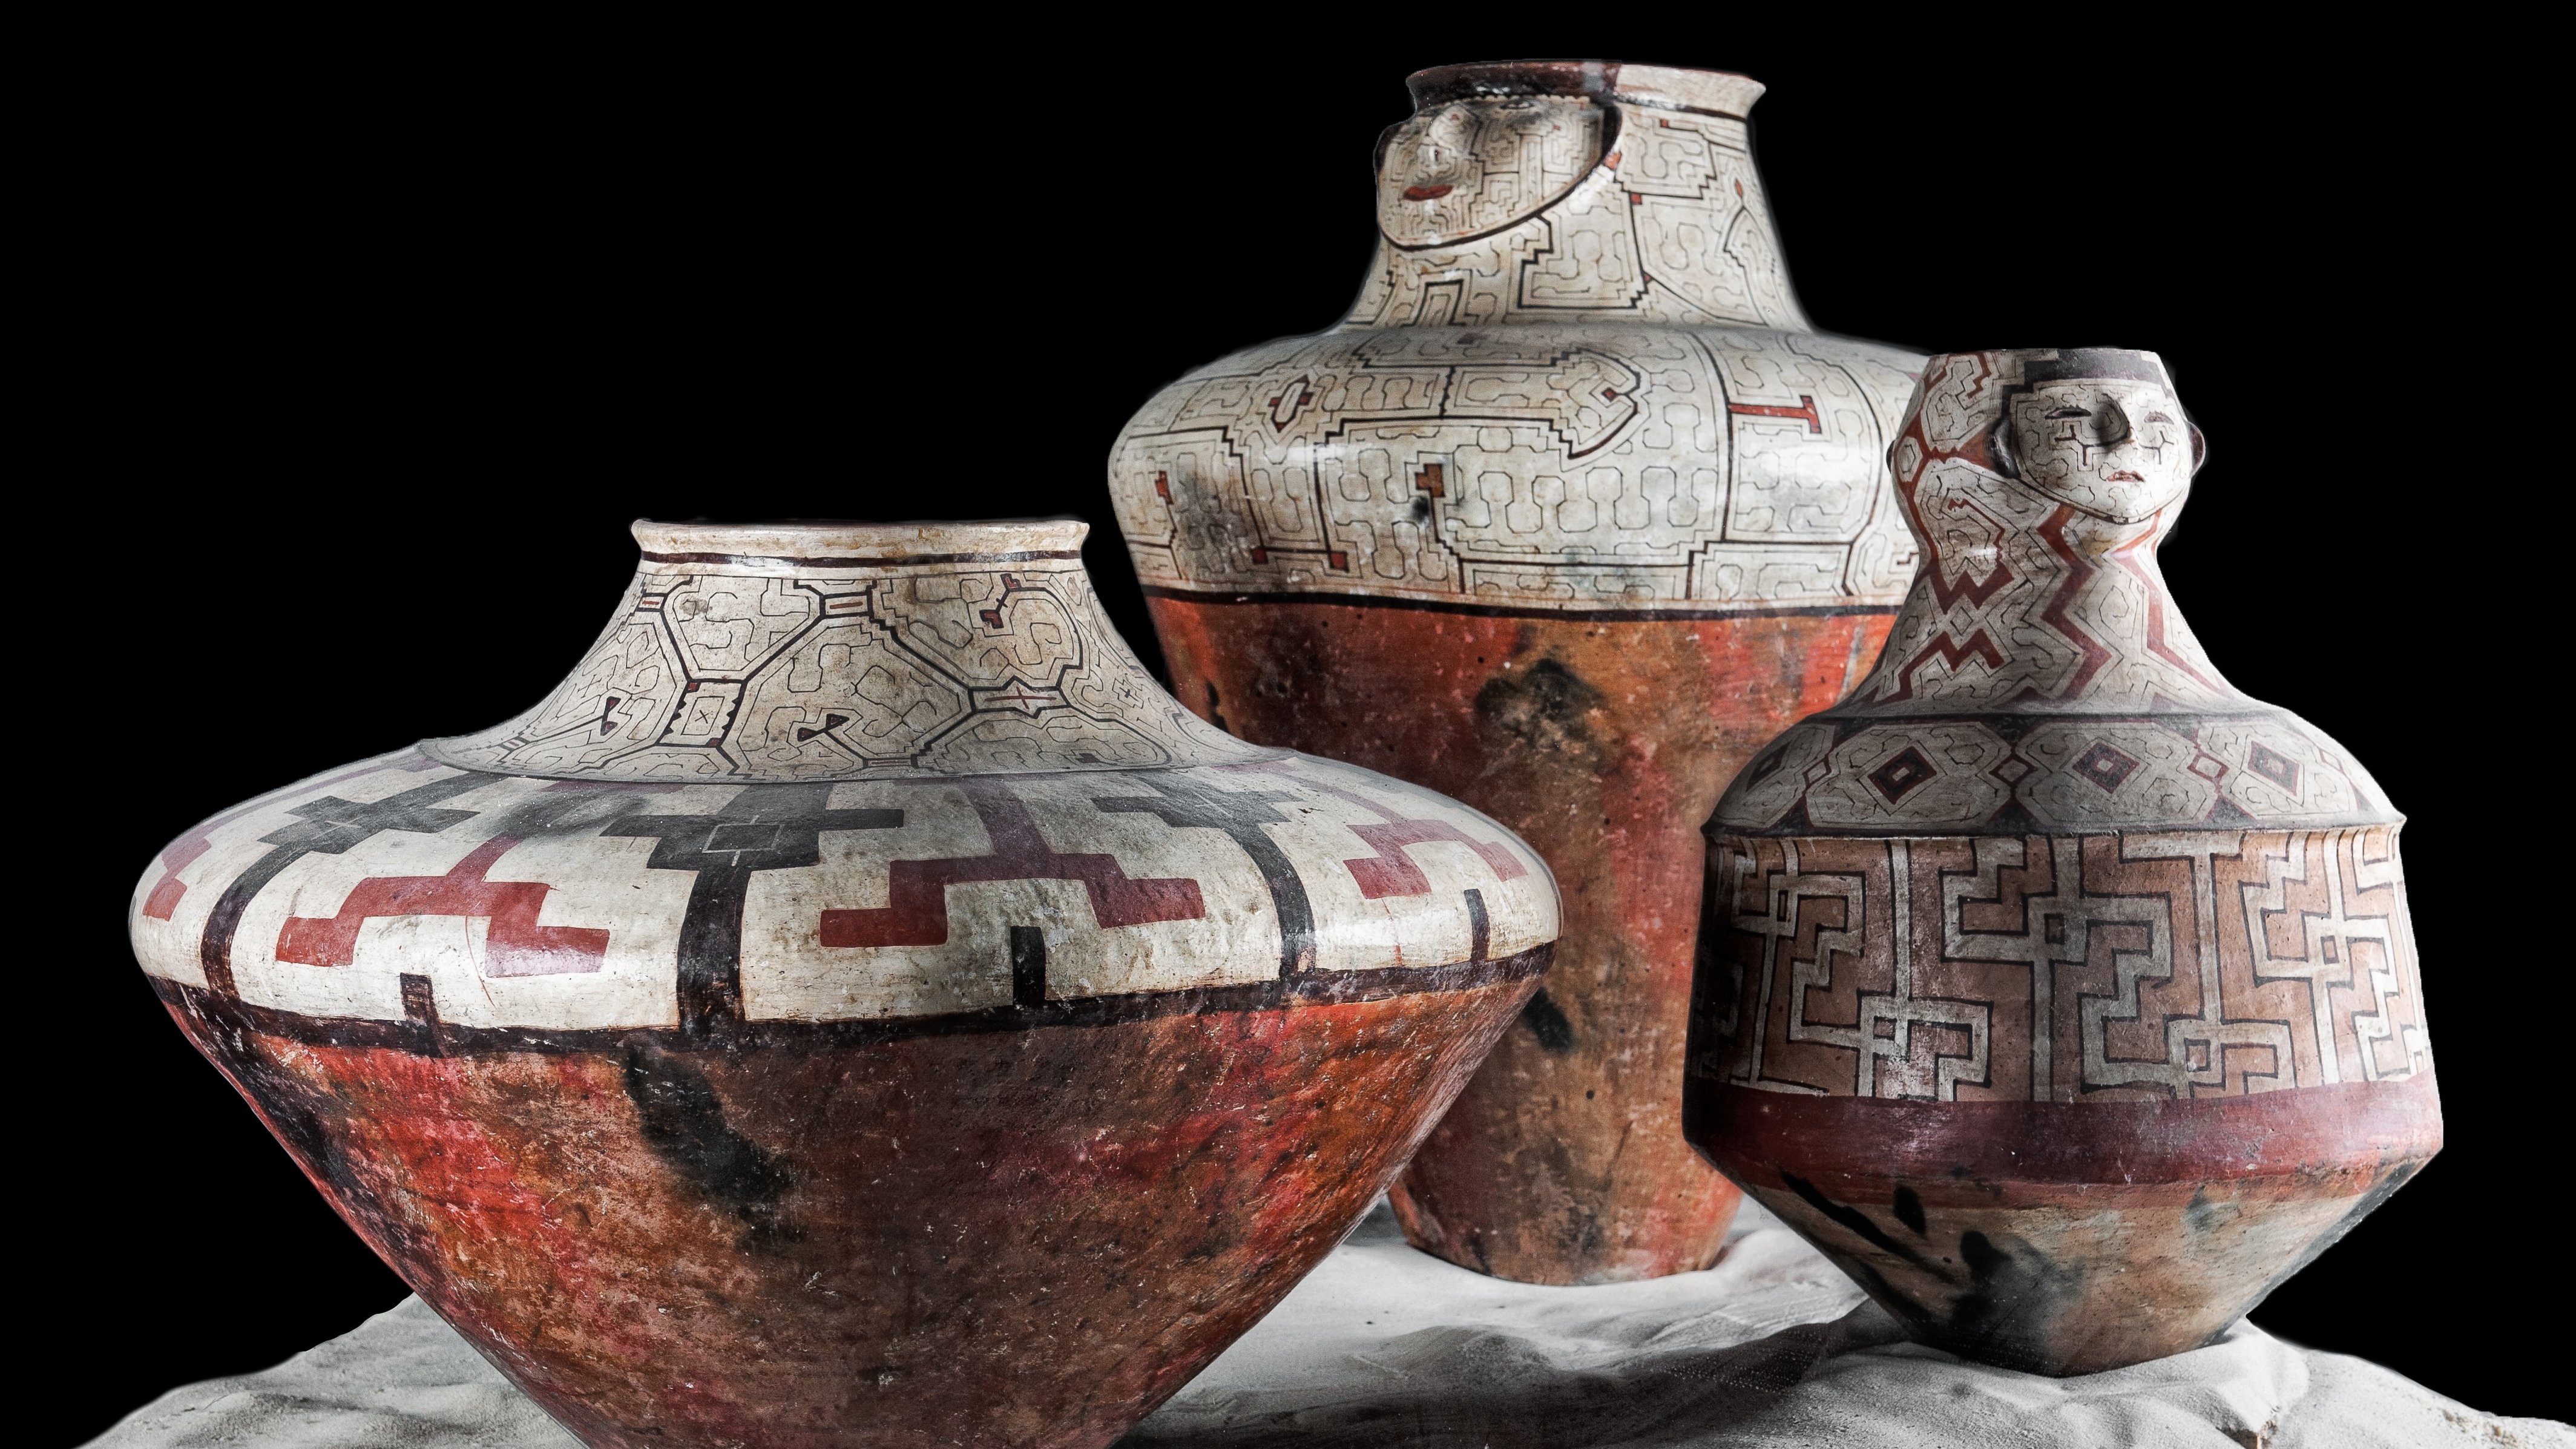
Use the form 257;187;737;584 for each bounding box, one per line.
1402;183;1454;201
2104;469;2145;482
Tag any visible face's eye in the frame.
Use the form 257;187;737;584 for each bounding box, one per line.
2045;407;2090;419
2097;398;2132;445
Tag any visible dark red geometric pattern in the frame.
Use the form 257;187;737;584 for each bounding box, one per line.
2246;741;2302;792
1091;774;1315;976
145;755;439;921
1725;395;1821;434
820;778;1203;948
605;784;905;1034
201;774;490;994
2071;741;2142;793
1269;769;1528;899
275;835;611;978
272;781;686;980
1868;747;1937;803
1341;816;1528;898
1884;632;2007;705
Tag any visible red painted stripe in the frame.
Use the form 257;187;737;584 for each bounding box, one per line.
1687;1074;2441;1207
820;779;1203;947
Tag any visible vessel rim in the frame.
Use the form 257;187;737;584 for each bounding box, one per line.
629;517;1089;568
1404;61;1765;117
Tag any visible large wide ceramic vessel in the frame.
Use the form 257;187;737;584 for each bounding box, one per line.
1109;60;1923;1283
129;521;1559;1448
1686;349;2438;1373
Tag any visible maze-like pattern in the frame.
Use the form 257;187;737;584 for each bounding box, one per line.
1720;711;2394;833
1353;72;1799;329
1697;827;2430;1102
429;557;1241;782
1712;349;2396;834
1110;70;1920;613
131;752;1558;1033
1859;351;2224;713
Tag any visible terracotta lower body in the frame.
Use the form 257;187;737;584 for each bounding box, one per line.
1685;1077;2442;1374
156;954;1542;1448
1145;593;1890;1283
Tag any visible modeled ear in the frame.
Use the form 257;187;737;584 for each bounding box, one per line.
1372;120;1402;177
1988;416;2019;478
2189;422;2209;475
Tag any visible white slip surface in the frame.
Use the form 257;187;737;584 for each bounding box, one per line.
95;1200;2568;1449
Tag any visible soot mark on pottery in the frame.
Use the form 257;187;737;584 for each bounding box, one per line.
2183;1185;2239;1235
1204;682;1231;734
1568;1204;1608;1262
622;1040;798;1249
249;1067;358;1198
1519;988;1576;1053
1475;657;1604;760
1782;1172;1938;1272
1947;1229;2078;1372
192;1019;363;1198
1782;1172;2076;1373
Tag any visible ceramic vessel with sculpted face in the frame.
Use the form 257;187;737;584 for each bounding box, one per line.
130;520;1559;1448
1110;61;1924;1283
1686;349;2438;1373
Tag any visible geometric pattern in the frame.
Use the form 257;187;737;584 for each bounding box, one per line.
426;521;1250;783
274;833;616;978
820;776;1206;952
1109;64;1923;615
1867;746;1938;803
139;754;444;924
1713;349;2399;835
1696;826;2431;1102
1718;712;2397;833
131;748;1559;1036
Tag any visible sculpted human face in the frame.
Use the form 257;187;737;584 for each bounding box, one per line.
2003;380;2192;522
1375;97;1600;248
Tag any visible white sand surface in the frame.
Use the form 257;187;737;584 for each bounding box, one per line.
96;1200;2566;1448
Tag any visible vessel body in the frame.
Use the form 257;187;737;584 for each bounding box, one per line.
1112;61;1921;1283
130;522;1559;1447
1685;350;2437;1373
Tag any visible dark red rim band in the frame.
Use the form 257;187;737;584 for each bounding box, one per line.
1687;1074;2442;1202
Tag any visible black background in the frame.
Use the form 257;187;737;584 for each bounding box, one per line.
38;25;2554;1445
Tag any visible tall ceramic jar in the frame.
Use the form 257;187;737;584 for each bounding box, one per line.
1687;349;2439;1373
1108;60;1923;1283
129;520;1560;1448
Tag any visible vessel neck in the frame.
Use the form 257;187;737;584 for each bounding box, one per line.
425;521;1261;781
1341;62;1809;331
1841;350;2239;715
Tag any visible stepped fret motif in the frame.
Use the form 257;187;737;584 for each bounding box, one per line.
1700;827;2429;1103
133;751;1558;1035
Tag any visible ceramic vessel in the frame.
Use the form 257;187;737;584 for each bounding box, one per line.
130;520;1559;1448
1686;349;2438;1373
1109;60;1924;1283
